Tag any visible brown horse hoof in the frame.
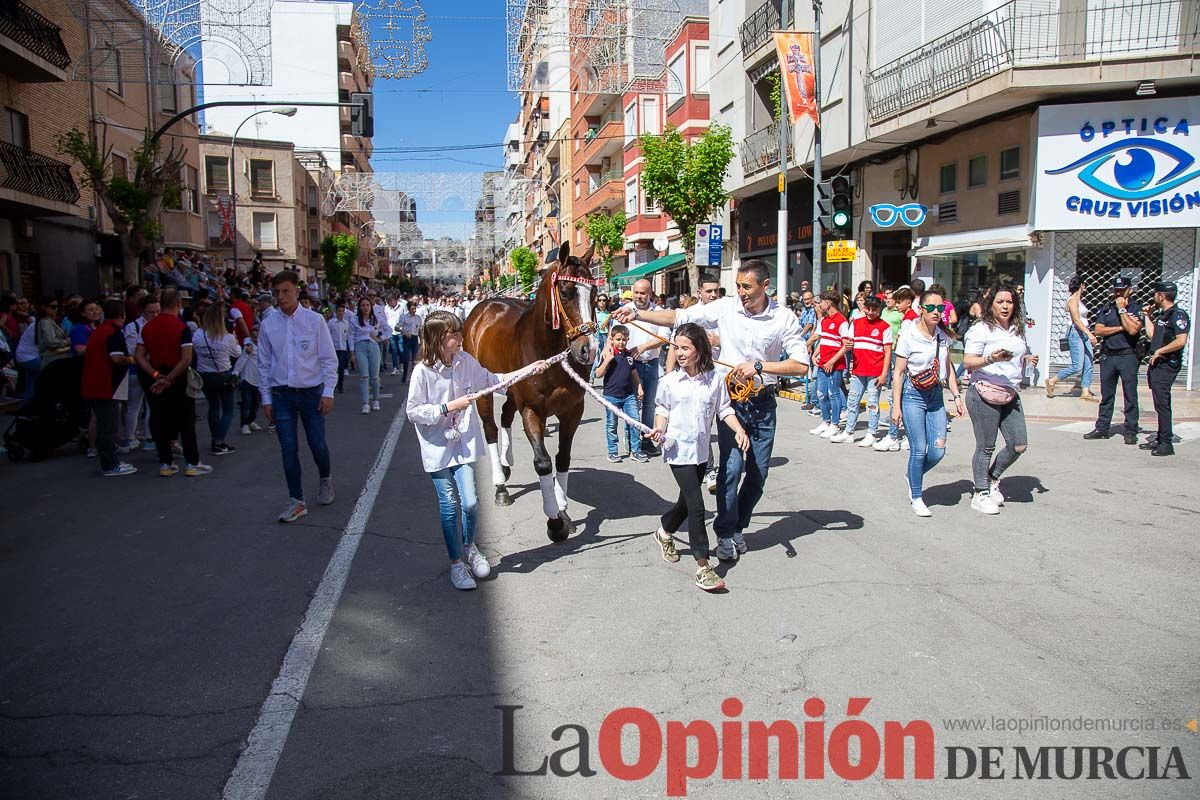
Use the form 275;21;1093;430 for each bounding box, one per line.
495;491;513;507
546;516;570;542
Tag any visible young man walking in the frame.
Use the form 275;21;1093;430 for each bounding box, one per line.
258;271;339;522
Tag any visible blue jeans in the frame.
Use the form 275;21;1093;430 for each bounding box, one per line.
844;374;882;435
634;359;660;453
899;379;947;500
604;393;641;456
816;367;846;425
430;463;479;561
1056;326;1093;388
715;392;777;538
388;333;404;371
270;385;332;501
17;356;40;404
354;340;380;406
200;370;236;445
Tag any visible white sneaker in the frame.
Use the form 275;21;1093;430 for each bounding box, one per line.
911;498;933;517
829;429;852;443
371;400;381;411
971;491;1001;515
820;425;837;439
250;422;264;431
465;545;491;579
450;562;477;590
874;435;900;452
704;469;717;495
901;438;910;450
732;530;748;554
391;368;400;376
241;424;252;436
809;422;831;436
361;403;370;414
857;434;875;448
989;481;1005;506
807;408;822;417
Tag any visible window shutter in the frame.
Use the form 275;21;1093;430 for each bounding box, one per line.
998;190;1020;215
250;160;273;196
937;201;957;224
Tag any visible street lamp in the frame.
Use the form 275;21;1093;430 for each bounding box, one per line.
231;106;297;272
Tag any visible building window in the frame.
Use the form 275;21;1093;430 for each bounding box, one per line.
717;0;737;56
624;102;636;144
249;159;275;197
106;44;124;97
307;186;318;215
820;37;845;105
641;97;659;135
667;52;685;107
1000;147;1020;180
643;188;659;215
157;63;176;113
205;155;230;193
252;212;278;249
968;155;987;188
625;176;638;217
939;163;956;194
182;165;198;212
692;44;710;94
111;154;128;180
309;227;319;258
2;108;29;150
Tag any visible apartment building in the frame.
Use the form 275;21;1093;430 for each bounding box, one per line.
714;0;1200;385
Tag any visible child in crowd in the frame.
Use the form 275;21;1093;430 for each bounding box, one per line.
647;323;749;593
235;324;263;435
594;324;643;464
406;311;548;591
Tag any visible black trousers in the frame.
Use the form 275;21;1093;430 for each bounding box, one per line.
661;463;709;559
1147;362;1180;443
1095;352;1139;434
92;398;120;471
142;375;200;465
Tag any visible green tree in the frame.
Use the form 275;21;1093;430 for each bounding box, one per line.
579;211;626;279
765;72;782;121
638;124;735;293
510;246;539;294
57;128;185;282
321;233;360;294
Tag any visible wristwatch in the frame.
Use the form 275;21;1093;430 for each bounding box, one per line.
753;360;764;375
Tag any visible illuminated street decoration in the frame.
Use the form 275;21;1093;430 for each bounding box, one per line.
354;0;432;79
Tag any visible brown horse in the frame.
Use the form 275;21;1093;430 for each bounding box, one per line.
463;243;599;541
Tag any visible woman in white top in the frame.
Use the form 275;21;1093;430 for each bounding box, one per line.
891;289;965;517
348;297;386;414
1046;275;1098;401
961;286;1037;515
406;311;548;591
647;323;749;592
191;302;242;456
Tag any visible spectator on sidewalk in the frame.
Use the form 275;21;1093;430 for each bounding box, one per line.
83;300;136;476
835;294;892;446
192;301;242;456
235;324;263;435
810;291;850;439
121;294;159;450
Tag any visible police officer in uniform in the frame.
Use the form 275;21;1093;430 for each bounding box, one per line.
1084;275;1143;445
1139;281;1190;456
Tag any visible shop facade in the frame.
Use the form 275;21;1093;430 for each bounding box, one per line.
736;178;815;292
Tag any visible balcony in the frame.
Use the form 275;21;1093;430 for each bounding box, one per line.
338;39;355;70
866;0;1198;124
578;111;624;167
339;70;356;94
0;141;80;212
0;0;71;82
740;119;793;176
340;104;351;130
740;0;793;61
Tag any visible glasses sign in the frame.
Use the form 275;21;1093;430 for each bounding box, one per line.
868;203;928;228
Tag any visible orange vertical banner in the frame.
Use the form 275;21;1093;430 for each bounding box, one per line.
774;31;819;127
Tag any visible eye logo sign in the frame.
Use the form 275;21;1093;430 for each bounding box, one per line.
868;203;928;228
1044;139;1200;201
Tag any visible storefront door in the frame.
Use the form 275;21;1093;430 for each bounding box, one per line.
872;230;911;288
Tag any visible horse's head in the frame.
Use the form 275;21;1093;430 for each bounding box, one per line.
547;242;599;366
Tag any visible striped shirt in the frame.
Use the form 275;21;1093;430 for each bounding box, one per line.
817;313;850;370
850;317;892;377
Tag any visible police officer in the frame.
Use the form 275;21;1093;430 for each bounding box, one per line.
1139;281;1190;456
1083;275;1143;445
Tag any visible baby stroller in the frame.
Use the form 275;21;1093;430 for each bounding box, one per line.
4;357;85;461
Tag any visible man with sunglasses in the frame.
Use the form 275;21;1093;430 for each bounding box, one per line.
1084;276;1143;446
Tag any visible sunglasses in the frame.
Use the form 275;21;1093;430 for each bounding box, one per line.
922;303;946;313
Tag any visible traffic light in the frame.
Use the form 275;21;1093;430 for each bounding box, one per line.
350;92;374;138
817;176;853;240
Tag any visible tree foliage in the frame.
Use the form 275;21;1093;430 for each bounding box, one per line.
579;211;626;279
637;124;735;293
56;128;185;280
510;246;538;294
321;233;359;294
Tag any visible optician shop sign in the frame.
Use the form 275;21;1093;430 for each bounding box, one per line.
1034;96;1200;230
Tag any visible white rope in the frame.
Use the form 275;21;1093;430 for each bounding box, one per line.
557;359;670;447
465;350;572;401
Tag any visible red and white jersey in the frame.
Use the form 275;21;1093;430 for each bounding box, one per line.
851;316;892;377
817;312;850;370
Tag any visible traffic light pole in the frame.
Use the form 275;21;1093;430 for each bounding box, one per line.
810;0;823;294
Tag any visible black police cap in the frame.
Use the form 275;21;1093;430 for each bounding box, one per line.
1110;276;1133;290
1153;281;1177;293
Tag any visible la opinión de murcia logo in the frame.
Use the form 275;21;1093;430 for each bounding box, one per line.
1045;116;1200;219
495;699;1192;796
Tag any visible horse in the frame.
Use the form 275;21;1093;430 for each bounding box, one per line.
463;243;599;542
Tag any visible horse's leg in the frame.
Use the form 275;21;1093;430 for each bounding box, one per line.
498;395;517;479
551;400;584;535
520;407;567;542
479;393;512;507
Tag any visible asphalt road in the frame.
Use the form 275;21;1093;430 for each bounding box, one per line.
2;374;1197;800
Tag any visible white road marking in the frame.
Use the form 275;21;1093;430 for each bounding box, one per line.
221;409;408;800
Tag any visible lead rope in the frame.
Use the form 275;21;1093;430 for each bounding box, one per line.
621;319;764;403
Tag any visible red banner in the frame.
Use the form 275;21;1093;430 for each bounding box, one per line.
774;32;819;127
216;195;235;244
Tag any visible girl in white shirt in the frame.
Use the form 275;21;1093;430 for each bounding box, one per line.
192;302;242;456
406;311;548;591
348;298;386;414
891;289;965;518
647;323;749;593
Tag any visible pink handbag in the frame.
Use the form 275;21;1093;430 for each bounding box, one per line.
974;380;1016;406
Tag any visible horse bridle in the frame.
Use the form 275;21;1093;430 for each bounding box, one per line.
550;270;603;342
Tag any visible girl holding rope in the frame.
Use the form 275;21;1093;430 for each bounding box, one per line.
647;324;750;592
406;311;549;591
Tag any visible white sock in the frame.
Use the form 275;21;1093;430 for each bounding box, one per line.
487;442;505;487
539;474;559;518
553;472;569;513
499;427;514;467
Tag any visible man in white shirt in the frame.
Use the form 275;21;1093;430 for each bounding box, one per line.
383;293;405;375
613;260;809;560
396;300;423;382
623;278;669;457
258;271;339;523
120;294;159;449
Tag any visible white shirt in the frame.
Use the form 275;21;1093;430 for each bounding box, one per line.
122;315;152;365
674;296;810;383
327;316;350;351
192;330;241;372
654;369;735;466
896;324;952;380
383;301;403;332
256;305;338;403
14;321;37;363
348;313;385;347
964;322;1028;390
406;352;501;473
233;342;260;387
623;303;669;362
396;312;422;336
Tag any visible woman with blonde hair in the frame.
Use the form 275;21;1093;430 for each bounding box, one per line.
192;301;242;456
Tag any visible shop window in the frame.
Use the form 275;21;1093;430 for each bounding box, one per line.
968;155;987;188
931;250;1025;304
1000;147;1020;180
939;163;956;194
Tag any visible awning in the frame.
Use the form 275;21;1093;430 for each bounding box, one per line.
909;225;1033;258
612;252;685;285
